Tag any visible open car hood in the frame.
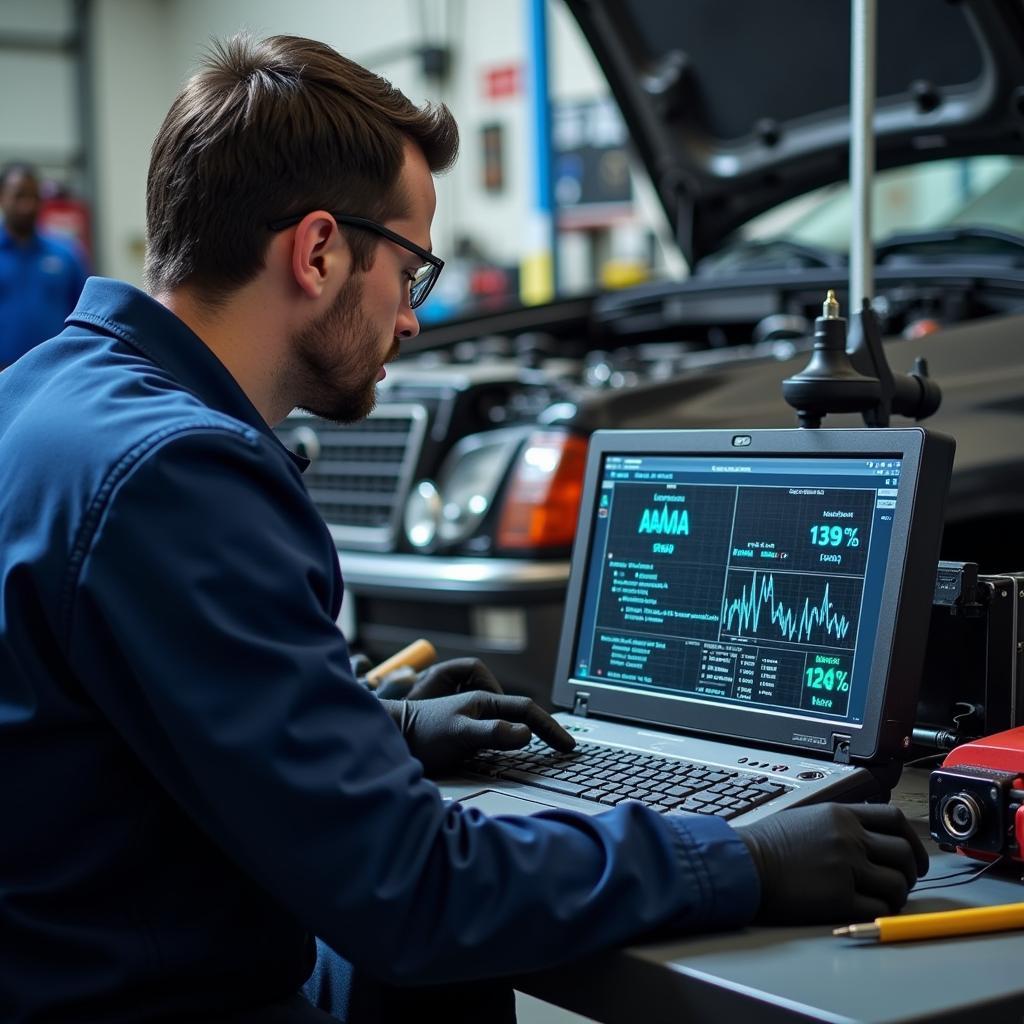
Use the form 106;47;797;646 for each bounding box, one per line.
564;0;1024;266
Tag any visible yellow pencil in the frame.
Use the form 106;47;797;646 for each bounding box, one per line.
833;901;1024;942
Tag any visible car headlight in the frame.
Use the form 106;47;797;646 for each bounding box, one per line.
404;480;443;549
404;429;525;550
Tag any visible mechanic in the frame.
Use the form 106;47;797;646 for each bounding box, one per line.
0;162;89;367
0;34;928;1024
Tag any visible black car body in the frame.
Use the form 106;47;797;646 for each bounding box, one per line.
277;0;1024;703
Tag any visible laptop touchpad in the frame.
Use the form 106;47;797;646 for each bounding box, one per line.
459;790;560;815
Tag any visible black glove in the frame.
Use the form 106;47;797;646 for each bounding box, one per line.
735;803;929;924
349;652;373;680
349;652;418;697
381;690;575;775
350;655;501;699
404;657;505;700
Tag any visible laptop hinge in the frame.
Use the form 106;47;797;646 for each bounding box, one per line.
832;734;852;764
573;691;591;717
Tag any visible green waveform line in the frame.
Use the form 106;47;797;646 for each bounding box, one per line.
721;571;851;644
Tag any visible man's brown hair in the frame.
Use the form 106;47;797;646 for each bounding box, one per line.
145;34;458;304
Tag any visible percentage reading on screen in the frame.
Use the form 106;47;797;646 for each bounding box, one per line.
809;525;860;548
805;667;850;692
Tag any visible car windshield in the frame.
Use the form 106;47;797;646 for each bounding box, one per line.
732;155;1024;258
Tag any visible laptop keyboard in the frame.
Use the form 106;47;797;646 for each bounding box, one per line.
464;739;793;819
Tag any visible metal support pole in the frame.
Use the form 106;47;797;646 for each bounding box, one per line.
849;0;876;310
73;0;97;263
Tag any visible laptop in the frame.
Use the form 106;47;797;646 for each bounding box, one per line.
443;427;954;824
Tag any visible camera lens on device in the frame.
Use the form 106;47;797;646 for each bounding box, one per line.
941;793;982;841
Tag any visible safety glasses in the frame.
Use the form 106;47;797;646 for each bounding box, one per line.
268;212;444;309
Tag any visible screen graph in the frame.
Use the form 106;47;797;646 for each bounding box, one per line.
721;571;858;648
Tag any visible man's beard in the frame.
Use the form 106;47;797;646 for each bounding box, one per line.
290;274;397;424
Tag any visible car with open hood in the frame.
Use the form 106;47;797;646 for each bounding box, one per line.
276;0;1024;704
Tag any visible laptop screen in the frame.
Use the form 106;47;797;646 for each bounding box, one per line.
553;429;954;763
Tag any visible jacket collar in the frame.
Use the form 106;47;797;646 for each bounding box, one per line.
66;277;309;470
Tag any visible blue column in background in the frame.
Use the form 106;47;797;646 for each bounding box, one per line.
521;0;557;304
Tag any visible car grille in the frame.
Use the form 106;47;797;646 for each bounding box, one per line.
277;403;427;551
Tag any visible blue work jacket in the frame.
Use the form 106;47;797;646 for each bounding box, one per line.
0;278;759;1021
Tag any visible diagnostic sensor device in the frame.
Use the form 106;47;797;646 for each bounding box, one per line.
929;726;1024;864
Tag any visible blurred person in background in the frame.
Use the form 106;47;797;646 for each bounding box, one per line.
0;162;89;369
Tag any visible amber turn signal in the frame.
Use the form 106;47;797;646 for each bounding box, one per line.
495;431;589;551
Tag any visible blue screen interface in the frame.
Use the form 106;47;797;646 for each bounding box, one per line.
571;452;903;726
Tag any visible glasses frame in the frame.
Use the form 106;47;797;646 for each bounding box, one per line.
267;212;444;309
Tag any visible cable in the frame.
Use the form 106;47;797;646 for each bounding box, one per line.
913;864;987;885
913;856;1007;892
902;752;947;769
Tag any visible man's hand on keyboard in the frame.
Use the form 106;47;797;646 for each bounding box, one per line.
381;689;576;775
735;803;929;924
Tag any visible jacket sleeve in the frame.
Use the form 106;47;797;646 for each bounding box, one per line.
65;425;760;984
